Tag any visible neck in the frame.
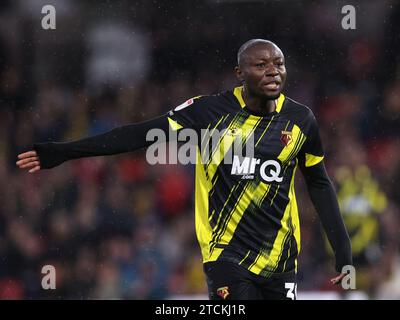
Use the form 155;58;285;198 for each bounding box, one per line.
242;87;277;114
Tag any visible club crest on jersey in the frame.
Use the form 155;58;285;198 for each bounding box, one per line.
281;131;293;147
216;286;230;300
227;127;241;136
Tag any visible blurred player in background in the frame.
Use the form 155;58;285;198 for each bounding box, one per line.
327;139;396;297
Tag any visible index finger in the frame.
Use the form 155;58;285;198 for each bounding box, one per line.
330;273;345;285
18;150;37;159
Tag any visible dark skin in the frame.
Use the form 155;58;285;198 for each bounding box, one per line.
235;41;287;114
235;40;346;285
17;42;287;173
16;39;346;287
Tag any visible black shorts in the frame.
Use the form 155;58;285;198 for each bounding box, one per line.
204;261;297;300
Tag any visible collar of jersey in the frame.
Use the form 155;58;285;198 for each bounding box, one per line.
233;86;285;114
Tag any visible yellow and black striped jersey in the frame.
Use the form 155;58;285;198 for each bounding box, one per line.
167;86;324;277
331;165;387;263
33;84;351;275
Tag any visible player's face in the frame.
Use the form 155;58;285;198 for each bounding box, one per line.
237;43;286;100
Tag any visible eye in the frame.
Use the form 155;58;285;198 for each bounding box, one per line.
256;63;266;68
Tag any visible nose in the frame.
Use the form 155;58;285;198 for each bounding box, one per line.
264;63;279;77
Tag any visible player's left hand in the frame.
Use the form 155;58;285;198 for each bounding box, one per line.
330;273;346;285
16;150;41;173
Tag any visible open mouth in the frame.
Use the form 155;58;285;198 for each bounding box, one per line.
263;81;281;90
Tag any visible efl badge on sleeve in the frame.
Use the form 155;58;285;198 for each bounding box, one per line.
281;131;293;147
174;98;194;111
216;286;230;300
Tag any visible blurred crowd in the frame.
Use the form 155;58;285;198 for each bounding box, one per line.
0;0;399;299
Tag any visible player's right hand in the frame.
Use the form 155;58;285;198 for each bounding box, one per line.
16;150;41;173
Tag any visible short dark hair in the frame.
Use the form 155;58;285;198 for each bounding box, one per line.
237;39;280;66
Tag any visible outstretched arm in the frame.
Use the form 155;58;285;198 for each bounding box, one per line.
300;161;353;284
16;114;171;172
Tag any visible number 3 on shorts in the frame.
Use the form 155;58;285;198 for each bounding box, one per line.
285;282;297;300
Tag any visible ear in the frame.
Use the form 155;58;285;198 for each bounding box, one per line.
235;66;244;83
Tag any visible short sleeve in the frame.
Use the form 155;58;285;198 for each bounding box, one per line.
299;111;324;167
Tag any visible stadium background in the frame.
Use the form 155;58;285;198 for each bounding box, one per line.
0;0;399;299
